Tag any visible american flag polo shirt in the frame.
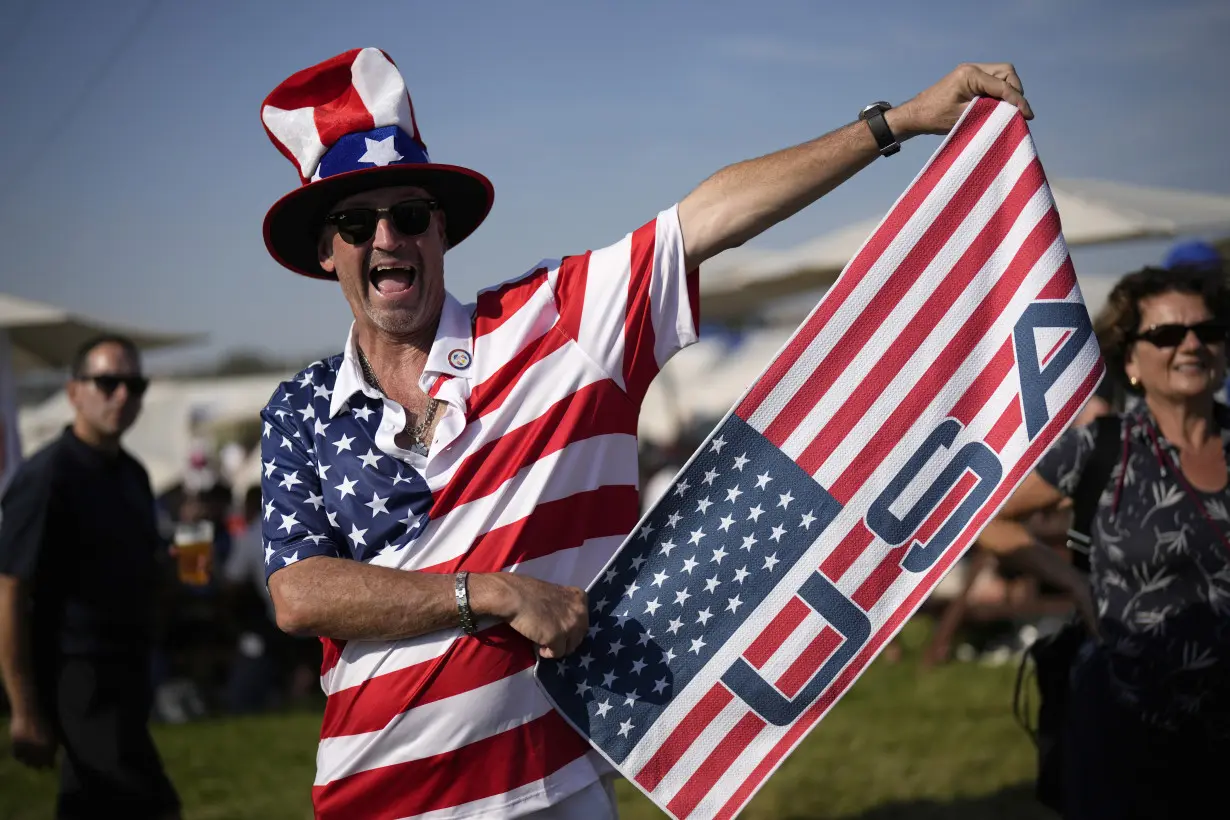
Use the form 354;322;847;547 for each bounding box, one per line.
259;206;700;819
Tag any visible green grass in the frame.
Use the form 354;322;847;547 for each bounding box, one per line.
1;621;1054;819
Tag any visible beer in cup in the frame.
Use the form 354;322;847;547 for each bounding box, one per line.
174;520;214;586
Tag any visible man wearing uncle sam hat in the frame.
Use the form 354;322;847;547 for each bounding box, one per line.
256;47;1031;819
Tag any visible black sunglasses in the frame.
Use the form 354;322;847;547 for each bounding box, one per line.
324;199;439;245
1130;320;1229;348
77;374;150;397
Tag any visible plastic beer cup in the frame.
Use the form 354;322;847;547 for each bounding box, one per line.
174;520;214;586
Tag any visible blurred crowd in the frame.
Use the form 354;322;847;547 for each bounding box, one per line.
148;477;322;723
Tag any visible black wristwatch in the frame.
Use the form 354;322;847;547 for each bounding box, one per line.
859;101;900;157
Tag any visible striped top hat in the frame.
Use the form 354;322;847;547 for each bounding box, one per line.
261;48;493;278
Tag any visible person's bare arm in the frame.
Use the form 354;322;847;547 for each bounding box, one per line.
258;391;587;658
0;575;56;768
0;576;39;718
978;472;1097;635
269;556;588;658
678;63;1033;271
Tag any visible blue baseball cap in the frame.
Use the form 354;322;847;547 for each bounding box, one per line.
1162;239;1223;271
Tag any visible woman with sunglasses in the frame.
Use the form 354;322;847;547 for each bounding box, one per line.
980;265;1230;818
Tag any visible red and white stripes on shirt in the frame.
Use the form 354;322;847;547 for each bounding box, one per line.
259;206;699;819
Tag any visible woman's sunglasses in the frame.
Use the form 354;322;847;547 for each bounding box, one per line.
1130;320;1229;348
78;374;150;397
323;199;439;245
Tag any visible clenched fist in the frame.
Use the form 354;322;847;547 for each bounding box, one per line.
471;572;589;658
10;709;57;770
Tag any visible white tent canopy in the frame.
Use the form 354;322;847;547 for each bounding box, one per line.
700;178;1230;322
0;292;202;372
18;373;287;495
640;325;795;446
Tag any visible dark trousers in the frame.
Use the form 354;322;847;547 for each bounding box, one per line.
1061;647;1230;819
53;654;180;820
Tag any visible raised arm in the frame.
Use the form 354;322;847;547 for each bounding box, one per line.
677;62;1032;271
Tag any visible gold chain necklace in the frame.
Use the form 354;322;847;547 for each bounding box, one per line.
356;346;439;451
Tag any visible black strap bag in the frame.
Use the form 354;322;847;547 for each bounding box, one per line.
1013;413;1119;811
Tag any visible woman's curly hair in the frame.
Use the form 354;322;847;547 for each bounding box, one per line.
1094;264;1230;391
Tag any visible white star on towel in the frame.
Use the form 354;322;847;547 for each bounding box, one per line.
365;492;390;517
358;134;403;167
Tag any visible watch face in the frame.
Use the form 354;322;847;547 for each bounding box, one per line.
860;101;892;120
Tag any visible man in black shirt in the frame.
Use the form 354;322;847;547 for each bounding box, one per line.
0;335;180;820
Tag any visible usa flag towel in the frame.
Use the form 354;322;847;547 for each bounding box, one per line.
534;97;1103;818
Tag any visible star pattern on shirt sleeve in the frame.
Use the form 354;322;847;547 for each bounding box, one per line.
260;363;436;579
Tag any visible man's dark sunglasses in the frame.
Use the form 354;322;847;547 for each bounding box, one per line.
324;199;439;245
78;374;150;397
1130;320;1229;348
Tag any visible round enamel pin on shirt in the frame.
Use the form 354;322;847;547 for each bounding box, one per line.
448;349;472;370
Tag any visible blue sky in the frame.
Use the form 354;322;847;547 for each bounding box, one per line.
1;0;1227;371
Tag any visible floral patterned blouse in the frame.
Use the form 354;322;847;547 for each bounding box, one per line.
1035;403;1230;734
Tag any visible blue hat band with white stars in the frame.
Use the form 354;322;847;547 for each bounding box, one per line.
314;125;431;181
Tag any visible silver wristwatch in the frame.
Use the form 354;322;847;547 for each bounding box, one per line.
454;571;478;636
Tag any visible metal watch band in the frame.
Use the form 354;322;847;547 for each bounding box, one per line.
454;571;478;636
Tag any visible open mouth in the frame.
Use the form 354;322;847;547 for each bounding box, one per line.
370;265;418;297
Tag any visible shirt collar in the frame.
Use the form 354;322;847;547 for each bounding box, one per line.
329;328;380;418
328;292;475;419
60;425;125;465
422;291;476;384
